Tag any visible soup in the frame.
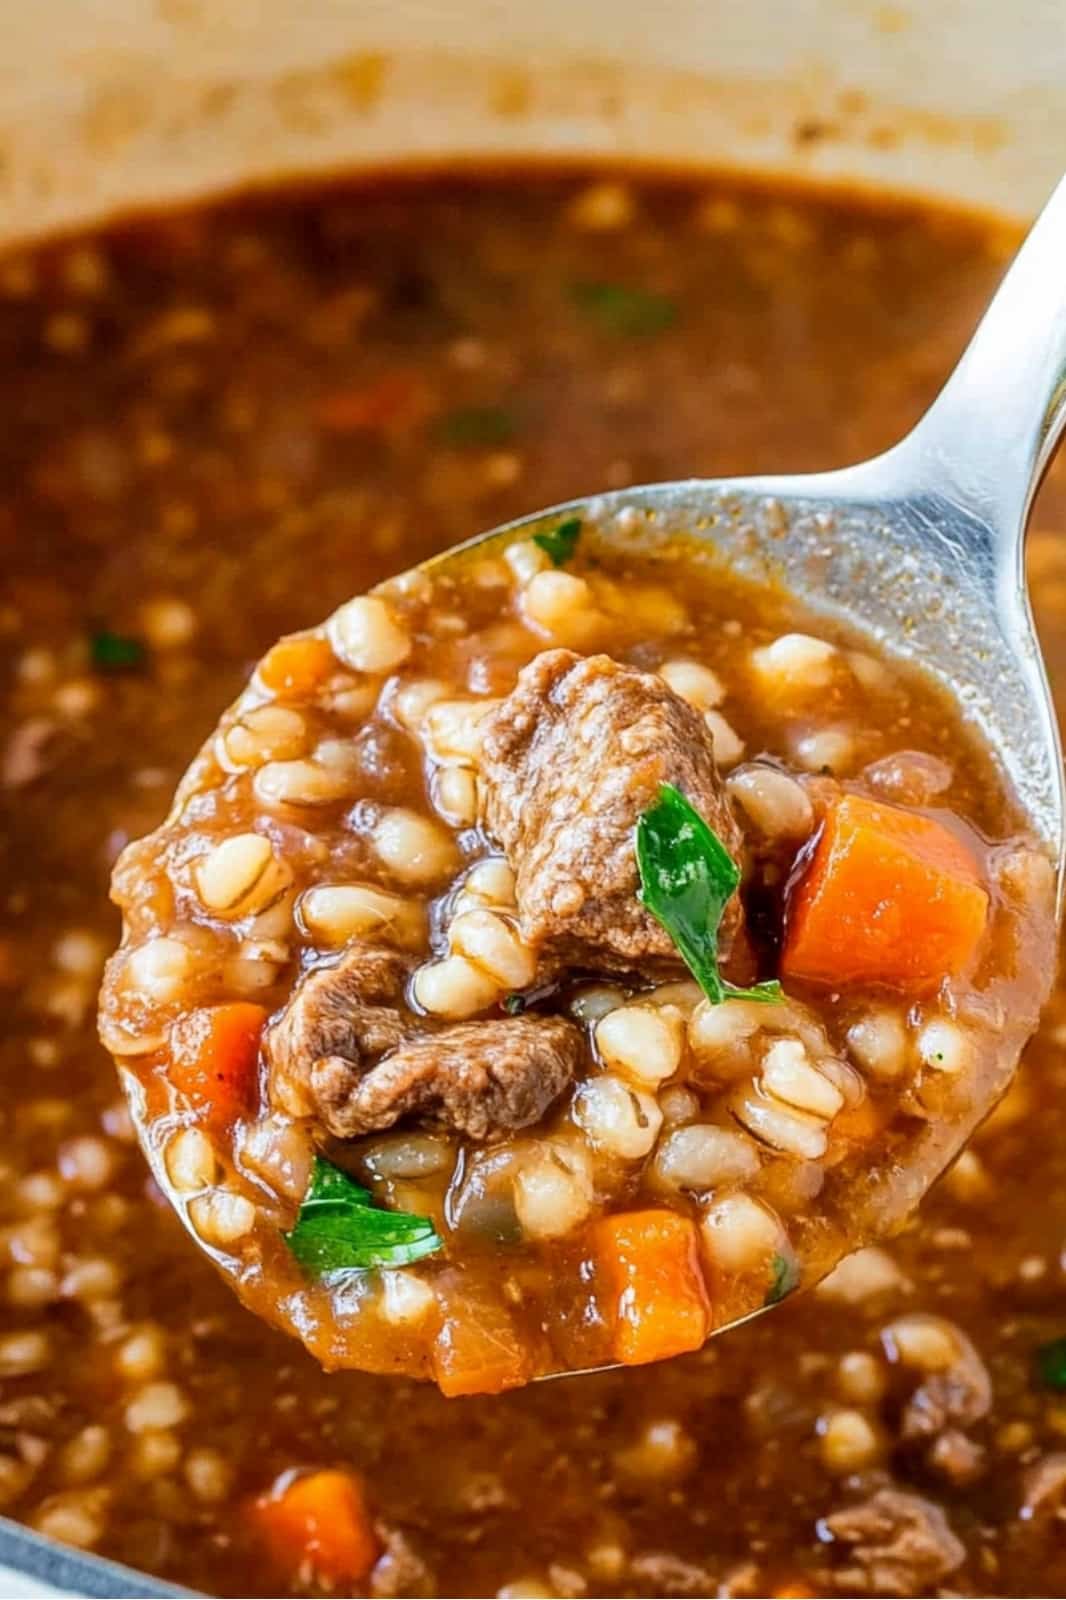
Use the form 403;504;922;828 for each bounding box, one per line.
1;172;1064;1596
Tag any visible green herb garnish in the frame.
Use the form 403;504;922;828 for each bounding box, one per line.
532;517;582;568
636;784;782;1006
502;992;526;1015
571;281;678;336
284;1155;442;1274
436;405;517;448
89;628;146;673
765;1252;800;1306
1036;1336;1066;1390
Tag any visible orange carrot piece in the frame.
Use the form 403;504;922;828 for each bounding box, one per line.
257;635;336;698
431;1288;531;1398
169;1003;266;1127
782;794;989;992
592;1209;711;1367
314;371;427;433
253;1468;380;1586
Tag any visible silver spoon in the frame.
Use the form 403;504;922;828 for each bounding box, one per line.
420;172;1066;862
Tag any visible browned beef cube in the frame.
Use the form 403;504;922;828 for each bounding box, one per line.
480;650;743;973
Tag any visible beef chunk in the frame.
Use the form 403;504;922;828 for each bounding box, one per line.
890;1315;992;1441
265;943;579;1140
894;1316;990;1487
821;1488;966;1596
265;943;411;1127
480;650;743;972
323;1014;580;1139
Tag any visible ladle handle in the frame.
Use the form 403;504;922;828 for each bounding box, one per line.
899;173;1066;549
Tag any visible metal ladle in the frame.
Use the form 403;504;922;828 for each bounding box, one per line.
418;173;1066;861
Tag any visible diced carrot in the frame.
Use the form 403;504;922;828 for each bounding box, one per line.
314;371;428;434
253;1468;380;1586
169;1003;266;1127
257;635;336;698
592;1209;711;1367
431;1286;531;1398
782;794;989;992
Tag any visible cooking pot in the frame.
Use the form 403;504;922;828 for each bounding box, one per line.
0;1;1063;1591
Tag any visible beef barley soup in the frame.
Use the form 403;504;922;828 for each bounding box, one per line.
99;524;1054;1395
0;171;1064;1596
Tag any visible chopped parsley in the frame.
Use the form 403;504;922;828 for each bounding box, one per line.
532;516;582;567
502;992;526;1015
636;784;782;1006
765;1252;800;1306
89;628;146;673
436;405;517;448
1036;1336;1066;1390
284;1155;442;1274
571;280;678;336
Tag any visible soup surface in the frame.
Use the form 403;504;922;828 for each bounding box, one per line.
1;172;1065;1596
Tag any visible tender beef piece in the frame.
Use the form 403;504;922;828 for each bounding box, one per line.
265;943;411;1127
821;1488;966;1597
480;649;743;972
265;944;580;1140
895;1316;992;1441
324;1014;581;1140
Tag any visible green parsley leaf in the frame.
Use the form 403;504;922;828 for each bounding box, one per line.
571;281;678;337
636;783;782;1006
502;992;526;1015
765;1252;800;1306
284;1155;442;1274
532;517;582;568
89;628;146;673
1037;1336;1066;1390
436;405;517;448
